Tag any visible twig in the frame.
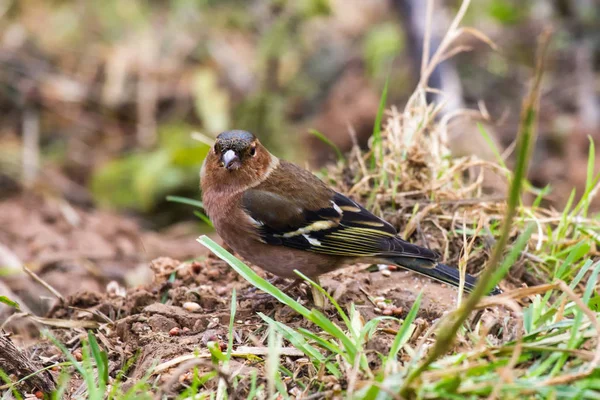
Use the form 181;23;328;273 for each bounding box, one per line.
22;265;64;303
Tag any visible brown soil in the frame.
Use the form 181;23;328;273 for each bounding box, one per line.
0;193;516;398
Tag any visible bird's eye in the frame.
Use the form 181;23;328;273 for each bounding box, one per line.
214;145;220;154
249;146;256;157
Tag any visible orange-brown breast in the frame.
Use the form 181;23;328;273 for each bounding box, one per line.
201;157;344;279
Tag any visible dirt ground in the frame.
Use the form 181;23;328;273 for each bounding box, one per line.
0;192;516;397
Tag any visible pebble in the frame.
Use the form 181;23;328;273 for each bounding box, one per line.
392;307;404;315
72;349;82;362
382;308;393;316
206;268;220;279
190;261;203;274
375;301;387;309
169;327;180;336
182;302;201;312
381;269;392;277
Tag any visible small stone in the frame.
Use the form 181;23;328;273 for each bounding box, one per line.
206;268;220;279
182;327;190;334
207;317;219;329
374;308;382;313
190;261;203;274
215;286;228;296
169;327;180;336
179;371;192;383
375;301;386;309
392;307;404;315
106;280;126;297
381;269;392;277
182;302;201;312
35;391;44;399
382;308;393;316
73;349;82;361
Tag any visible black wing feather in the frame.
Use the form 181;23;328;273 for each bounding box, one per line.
242;190;437;261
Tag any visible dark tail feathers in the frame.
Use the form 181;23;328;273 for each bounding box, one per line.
386;258;502;296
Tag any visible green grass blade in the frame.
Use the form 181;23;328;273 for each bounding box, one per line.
371;75;389;169
359;316;395;346
477;122;508;172
0;295;20;310
555;241;590;280
308;129;344;162
309;309;358;363
387;292;422;364
294;270;353;336
486;223;535;295
193;210;214;227
297;327;342;355
585;136;595;193
87;331;108;387
260;313;342;377
198;235;359;363
0;368;23;400
166;195;204;209
227;289;236;361
197;236;312;318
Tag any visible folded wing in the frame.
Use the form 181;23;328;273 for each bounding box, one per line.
241;190;438;262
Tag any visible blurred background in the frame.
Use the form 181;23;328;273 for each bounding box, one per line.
0;0;598;308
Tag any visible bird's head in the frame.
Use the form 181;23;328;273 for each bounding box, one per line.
201;130;277;192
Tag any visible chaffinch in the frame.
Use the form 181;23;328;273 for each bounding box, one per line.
200;130;501;296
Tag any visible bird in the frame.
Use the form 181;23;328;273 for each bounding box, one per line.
200;130;501;296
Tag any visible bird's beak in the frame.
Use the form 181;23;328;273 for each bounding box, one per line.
222;150;240;170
